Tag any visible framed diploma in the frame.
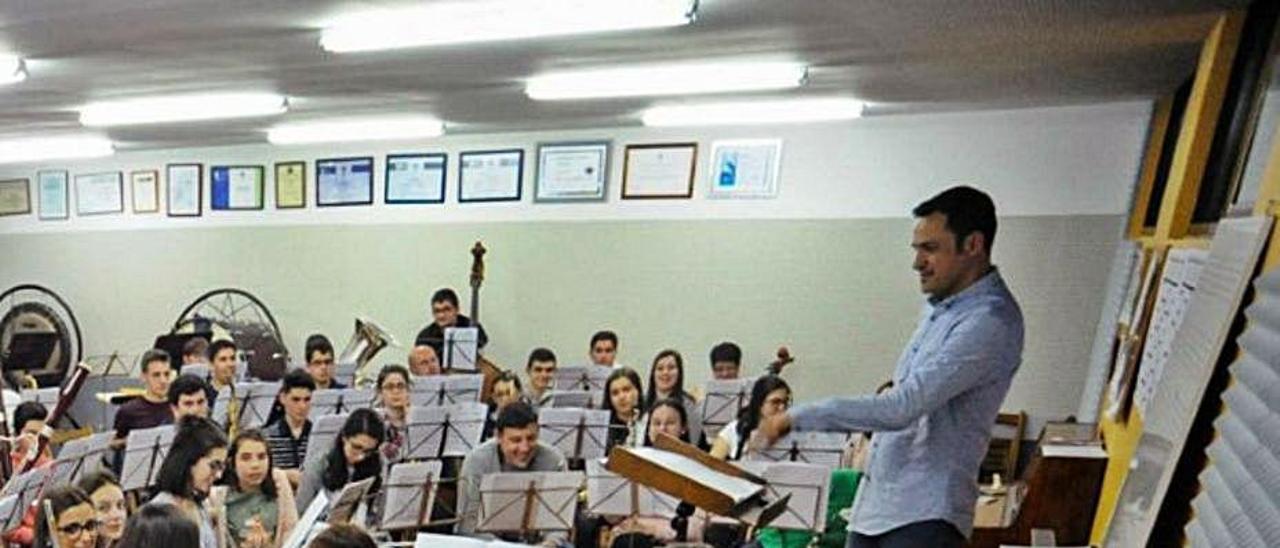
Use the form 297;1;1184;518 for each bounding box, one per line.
275;161;306;209
385;153;447;204
0;179;31;216
316;157;374;207
74;171;124;215
37;171;69;220
707;139;783;199
459;149;523;203
166;163;203;217
622;143;697;199
211;165;265;210
535;141;609;202
130;170;160;213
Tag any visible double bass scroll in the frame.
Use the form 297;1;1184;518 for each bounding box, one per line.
468;242;502;403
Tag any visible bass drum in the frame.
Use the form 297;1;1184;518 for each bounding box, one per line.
0;284;83;388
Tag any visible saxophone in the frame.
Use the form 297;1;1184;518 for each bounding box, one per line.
225;380;240;440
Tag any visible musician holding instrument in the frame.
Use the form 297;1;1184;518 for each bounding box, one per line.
2;402;53;546
169;374;211;420
304;334;345;390
413;288;489;356
207;340;238;396
758;187;1024;548
112;350;175;454
32;486;99;548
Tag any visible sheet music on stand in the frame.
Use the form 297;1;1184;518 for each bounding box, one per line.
1;467;51;532
585;459;679;518
552;366;612;393
414;533;532;548
281;491;328;548
19;387;59;407
701;378;754;439
748;431;849;469
404;402;487;460
308;389;374;422
302;413;350;469
538;408;610;460
739;461;831;532
120;425;176;492
211;385;237;428
478;471;584;534
235;382;280;430
327;476;376;525
50;431;114;486
411;375;484;407
334;361;357;388
182;363;212;380
380;460;444;531
443;327;479;372
544;390;600;409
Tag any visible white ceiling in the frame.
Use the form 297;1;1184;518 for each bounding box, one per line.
0;0;1249;151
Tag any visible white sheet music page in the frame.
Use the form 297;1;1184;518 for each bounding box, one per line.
626;447;762;506
381;460;443;530
740;461;831;531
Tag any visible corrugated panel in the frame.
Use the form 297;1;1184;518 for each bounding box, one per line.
1186;268;1280;547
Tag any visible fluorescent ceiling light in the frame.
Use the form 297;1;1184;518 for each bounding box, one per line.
79;92;287;127
526;62;807;100
267;117;445;145
0;135;113;165
0;55;26;85
642;98;866;127
321;0;696;53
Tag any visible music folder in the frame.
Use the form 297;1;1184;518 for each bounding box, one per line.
380;460;444;531
701;378;754;439
327;476;376;525
404;402;487;460
538;408;610;460
119;424;175;492
477;471;584;534
739;461;832;532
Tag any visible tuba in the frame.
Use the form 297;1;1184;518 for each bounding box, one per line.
340;317;398;389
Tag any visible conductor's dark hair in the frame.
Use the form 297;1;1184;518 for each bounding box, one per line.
140;349;171;374
223;429;277;498
206;339;237;361
305;334;334;362
13;401;47;433
168;374;209;406
735;375;791;458
590;330;618;349
154;415;228;501
494;400;538;433
526;347;557;369
709;342;742;367
33;485;92;548
181;337;209;359
322;409;385;493
308;523;377;548
644;349;686;409
912;185;998;254
118;503;200;548
431;288;460;308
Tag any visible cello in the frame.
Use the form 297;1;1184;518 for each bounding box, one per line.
467;242;503;402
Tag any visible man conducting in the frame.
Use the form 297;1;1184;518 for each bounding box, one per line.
760;186;1024;547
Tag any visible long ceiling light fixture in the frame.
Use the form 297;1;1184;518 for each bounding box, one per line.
642;98;866;127
0;54;26;85
79;92;288;127
267;117;445;145
0;135;114;165
321;0;697;53
526;61;807;100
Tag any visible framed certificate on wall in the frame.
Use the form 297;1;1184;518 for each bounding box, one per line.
211;165;265;210
385;153;447;204
622;143;697;199
316;157;374;207
535;141;609;202
75;171;124;215
37;171;69;220
275;161;306;209
0;179;30;216
130;170;160;213
459;150;523;203
707;139;783;199
167;163;203;217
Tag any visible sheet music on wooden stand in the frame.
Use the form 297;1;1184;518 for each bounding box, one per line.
477;471;584;535
0;467;51;531
404;402;487;460
739;461;832;532
552;366;612;393
607;433;789;526
544;390;600;409
413;533;532;548
380;461;444;531
539;408;610;461
120;424;175;491
747;431;850;469
412;375;483;407
327;476;376;525
586;459;679;518
309;389;375;421
443;327;479;372
701;378;754;439
50;431;114;486
302;413;350;468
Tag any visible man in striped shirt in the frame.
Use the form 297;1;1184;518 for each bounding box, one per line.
264;368;315;487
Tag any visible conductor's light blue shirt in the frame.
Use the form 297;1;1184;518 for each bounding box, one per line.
790;268;1023;538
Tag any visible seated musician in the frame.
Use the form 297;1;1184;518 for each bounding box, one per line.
304;334;345;390
407;344;442;377
601;368;644;451
643;350;703;445
481;371;526;441
523;347;557;408
710;375;790;461
32;485;98;548
219;429;299;548
263;369;315;487
414;288;489;358
112;349;175;456
2;402;53;547
457;401;567;544
77;471;127;547
374;365;412;463
295;409;386;514
708;342;742;381
169;374;211;421
588;330;620;368
148;415;228;548
206;339;238;403
181;336;210;367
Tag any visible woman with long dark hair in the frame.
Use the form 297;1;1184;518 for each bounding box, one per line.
643;350;703;444
295;408;386;514
77;470;126;547
149;415;229;548
643;397;692;446
601;367;644;450
711;375;791;460
219;429;299;547
32;486;97;548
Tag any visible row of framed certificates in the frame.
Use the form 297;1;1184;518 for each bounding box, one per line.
0;139;782;219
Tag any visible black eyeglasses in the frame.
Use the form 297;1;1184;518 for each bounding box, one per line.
207;459;226;473
58;520;101;536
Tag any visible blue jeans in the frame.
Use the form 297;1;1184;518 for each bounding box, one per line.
845;520;964;548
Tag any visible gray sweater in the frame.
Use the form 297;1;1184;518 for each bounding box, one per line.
456;439;568;538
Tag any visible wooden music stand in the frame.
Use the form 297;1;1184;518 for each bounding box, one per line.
477;471;583;538
380;461;443;531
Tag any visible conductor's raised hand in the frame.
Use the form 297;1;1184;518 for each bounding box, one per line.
757;413;793;446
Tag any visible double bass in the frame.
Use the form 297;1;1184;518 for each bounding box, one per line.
467;242;503;402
